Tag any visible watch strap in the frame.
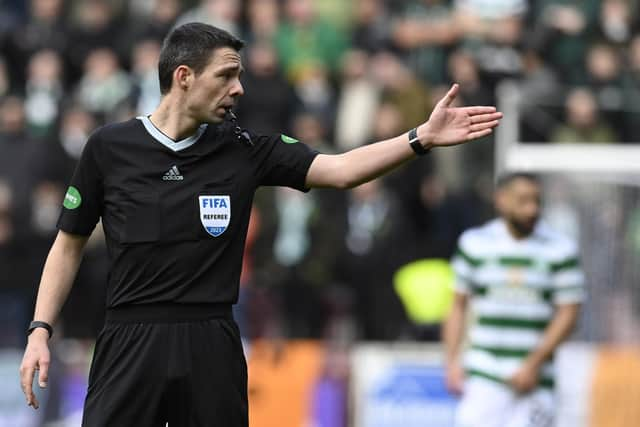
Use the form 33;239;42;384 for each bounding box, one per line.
408;127;429;156
27;321;53;339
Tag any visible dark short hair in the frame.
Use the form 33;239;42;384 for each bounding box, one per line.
158;23;245;94
496;172;540;189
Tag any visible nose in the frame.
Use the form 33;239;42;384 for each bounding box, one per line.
230;79;244;97
525;200;541;219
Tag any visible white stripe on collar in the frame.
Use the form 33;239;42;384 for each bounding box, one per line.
137;116;208;152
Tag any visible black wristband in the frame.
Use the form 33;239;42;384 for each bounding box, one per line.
27;321;53;339
408;127;429;156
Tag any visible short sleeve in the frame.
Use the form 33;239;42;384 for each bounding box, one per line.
253;133;319;192
451;234;478;295
56;130;104;236
550;247;586;305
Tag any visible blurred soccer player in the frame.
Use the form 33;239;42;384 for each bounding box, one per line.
444;173;584;427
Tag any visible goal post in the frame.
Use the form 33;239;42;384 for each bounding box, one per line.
495;80;640;343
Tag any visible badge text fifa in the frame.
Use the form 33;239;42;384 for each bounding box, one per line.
199;195;231;237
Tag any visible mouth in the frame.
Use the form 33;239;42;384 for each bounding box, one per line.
215;105;233;117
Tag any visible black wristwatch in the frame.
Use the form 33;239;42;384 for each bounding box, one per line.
27;321;53;339
408;127;430;156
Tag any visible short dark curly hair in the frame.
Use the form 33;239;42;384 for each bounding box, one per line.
158;23;245;95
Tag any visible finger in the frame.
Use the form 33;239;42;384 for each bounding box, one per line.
20;366;36;407
470;112;503;124
38;359;50;388
464;106;498;115
470;120;500;132
467;128;494;140
438;83;459;108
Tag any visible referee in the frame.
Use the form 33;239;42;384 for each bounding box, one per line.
20;23;502;426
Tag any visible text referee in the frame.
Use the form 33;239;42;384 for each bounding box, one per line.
20;22;502;426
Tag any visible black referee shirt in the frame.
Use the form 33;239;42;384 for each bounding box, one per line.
57;116;318;308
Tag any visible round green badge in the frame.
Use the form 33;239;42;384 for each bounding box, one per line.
63;186;82;209
281;134;299;144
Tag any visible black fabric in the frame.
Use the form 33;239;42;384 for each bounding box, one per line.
56;118;318;308
105;302;232;323
82;316;247;427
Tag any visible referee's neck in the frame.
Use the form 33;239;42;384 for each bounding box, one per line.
149;100;202;141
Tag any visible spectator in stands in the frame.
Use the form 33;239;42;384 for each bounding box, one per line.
3;0;67;89
128;0;181;43
392;0;458;86
447;49;494;107
275;0;348;83
529;0;600;84
130;39;162;116
454;0;526;83
446;48;495;186
293;63;336;132
24;49;64;137
335;178;408;340
244;0;280;43
550;87;618;144
235;42;297;135
176;0;241;36
75;48;132;119
518;46;562;142
599;0;635;46
371;51;432;131
335;49;380;151
31;105;96;189
350;0;391;54
586;42;625;133
66;0;122;83
0;96;36;226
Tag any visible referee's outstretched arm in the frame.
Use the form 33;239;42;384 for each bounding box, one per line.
19;231;88;409
305;83;502;189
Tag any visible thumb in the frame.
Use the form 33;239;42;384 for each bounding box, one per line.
438;83;459;108
38;359;49;388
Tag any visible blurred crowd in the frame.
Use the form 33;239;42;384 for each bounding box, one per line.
0;0;639;347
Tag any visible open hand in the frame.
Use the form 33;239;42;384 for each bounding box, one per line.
19;330;51;409
420;84;502;148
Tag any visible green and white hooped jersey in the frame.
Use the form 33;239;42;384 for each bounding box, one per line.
452;218;585;389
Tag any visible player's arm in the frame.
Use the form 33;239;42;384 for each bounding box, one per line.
525;303;580;369
20;230;89;409
509;303;581;393
305;84;502;189
443;292;469;394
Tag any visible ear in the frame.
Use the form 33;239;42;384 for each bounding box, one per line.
173;65;193;91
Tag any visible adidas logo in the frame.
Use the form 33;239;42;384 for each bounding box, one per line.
163;165;184;181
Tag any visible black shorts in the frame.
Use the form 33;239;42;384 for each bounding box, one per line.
82;303;248;427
